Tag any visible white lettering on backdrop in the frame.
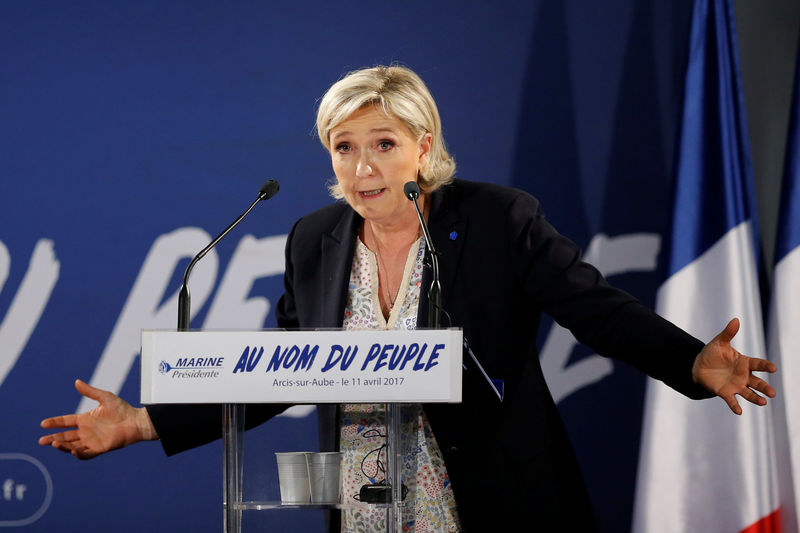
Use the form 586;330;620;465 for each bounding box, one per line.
0;240;59;386
78;229;291;414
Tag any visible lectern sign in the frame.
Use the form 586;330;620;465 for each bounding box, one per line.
141;329;463;404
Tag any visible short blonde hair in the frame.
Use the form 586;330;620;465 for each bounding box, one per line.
316;65;456;198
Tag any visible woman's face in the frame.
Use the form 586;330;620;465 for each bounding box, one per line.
329;105;431;227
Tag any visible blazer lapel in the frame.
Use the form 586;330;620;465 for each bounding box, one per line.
419;184;467;328
320;205;360;328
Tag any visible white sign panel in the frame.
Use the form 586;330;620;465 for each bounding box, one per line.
141;329;462;404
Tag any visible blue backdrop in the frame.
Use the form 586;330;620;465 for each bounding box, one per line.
1;1;695;531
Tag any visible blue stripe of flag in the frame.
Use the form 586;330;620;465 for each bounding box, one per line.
667;0;760;277
775;40;800;264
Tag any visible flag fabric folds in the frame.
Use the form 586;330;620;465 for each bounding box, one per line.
769;37;800;533
632;0;780;532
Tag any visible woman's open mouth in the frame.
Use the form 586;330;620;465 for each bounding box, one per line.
359;188;385;198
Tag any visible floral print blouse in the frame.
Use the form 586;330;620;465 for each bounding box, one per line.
339;237;461;533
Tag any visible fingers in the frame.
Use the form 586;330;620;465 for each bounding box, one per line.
48;438;80;454
739;388;767;407
74;379;109;403
40;414;78;430
722;393;742;415
38;429;80;446
720;376;775;414
749;358;777;374
50;441;77;455
50;440;96;460
53;429;80;442
715;317;740;344
749;375;776;398
44;434;99;460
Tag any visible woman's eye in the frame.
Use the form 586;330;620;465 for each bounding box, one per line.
378;140;394;151
335;143;351;153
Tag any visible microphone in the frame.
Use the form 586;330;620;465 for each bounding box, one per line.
257;179;280;201
404;181;441;328
177;179;280;330
404;182;503;402
402;181;420;201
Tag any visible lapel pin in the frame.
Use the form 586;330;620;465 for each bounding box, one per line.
449;231;458;241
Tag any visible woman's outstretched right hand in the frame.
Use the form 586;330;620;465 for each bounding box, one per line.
39;379;158;460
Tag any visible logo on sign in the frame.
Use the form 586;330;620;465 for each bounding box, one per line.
160;356;225;379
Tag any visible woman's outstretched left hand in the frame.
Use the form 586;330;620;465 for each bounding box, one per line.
692;318;777;415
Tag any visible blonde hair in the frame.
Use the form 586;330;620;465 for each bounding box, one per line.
316;65;456;198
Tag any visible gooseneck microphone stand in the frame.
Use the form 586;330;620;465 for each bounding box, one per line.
177;179;279;331
403;181;441;328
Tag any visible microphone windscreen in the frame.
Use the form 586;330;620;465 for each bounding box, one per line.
259;179;280;199
403;181;420;200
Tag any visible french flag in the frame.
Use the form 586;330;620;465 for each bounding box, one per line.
769;36;800;533
632;0;780;532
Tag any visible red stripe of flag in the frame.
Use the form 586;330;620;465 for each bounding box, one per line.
740;508;782;533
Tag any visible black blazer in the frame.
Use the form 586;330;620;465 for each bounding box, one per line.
149;179;710;531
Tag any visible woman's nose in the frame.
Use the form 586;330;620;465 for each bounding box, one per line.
355;153;374;178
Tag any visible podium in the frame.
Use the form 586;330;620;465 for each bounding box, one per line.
141;328;463;533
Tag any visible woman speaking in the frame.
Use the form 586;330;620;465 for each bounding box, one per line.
40;65;777;532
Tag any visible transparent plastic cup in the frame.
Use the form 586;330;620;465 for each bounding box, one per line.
275;452;311;503
306;452;342;504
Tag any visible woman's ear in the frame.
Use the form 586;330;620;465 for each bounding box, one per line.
419;132;433;168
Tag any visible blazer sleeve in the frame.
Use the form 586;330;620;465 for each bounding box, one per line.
147;403;289;456
505;190;711;400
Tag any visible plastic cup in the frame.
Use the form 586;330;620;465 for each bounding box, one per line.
275;452;311;503
306;452;342;504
